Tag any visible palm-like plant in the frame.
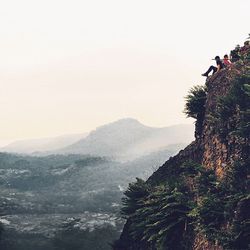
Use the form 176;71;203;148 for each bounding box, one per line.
125;185;192;250
184;85;207;119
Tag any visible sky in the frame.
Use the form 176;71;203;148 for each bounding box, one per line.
0;0;249;145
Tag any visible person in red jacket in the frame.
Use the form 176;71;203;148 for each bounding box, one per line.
223;54;232;67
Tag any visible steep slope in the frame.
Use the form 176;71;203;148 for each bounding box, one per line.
115;47;250;249
57;118;194;161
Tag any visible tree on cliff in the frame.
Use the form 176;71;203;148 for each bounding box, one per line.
184;85;207;139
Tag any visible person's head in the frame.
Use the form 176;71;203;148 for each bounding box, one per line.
224;54;229;59
244;41;249;46
215;56;220;61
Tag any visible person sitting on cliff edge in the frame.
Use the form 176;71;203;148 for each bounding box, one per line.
223;54;232;67
202;56;224;77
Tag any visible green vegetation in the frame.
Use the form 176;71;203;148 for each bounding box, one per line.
117;159;249;249
193;159;249;249
116;162;199;250
184;85;207;137
184;85;207;120
211;70;250;139
122;179;191;249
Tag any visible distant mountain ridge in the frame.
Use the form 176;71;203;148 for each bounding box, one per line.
1;133;87;155
1;118;194;161
57;118;194;160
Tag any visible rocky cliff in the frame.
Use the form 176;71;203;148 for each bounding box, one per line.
114;46;250;250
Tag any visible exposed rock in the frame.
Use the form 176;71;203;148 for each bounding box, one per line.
115;47;250;250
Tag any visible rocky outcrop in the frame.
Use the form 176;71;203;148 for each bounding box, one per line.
201;69;249;178
115;47;250;250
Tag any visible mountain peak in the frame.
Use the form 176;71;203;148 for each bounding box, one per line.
58;118;194;160
96;118;147;130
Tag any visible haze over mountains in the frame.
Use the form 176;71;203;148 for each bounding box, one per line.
0;118;194;249
1;133;87;155
1;118;194;161
57;118;194;161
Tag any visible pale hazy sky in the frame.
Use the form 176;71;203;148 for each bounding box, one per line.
0;0;249;144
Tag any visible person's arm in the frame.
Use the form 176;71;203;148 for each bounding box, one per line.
216;64;221;72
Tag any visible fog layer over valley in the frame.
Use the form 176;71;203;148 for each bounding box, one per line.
0;119;194;250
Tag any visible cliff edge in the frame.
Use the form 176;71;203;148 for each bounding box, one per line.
114;46;250;250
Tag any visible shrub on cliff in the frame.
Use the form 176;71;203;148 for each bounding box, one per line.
121;184;193;250
117;159;249;249
184;85;207;119
212;71;250;138
184;85;207;138
191;159;250;249
121;178;150;217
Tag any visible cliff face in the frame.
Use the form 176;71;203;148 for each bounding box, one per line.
201;69;248;178
150;61;249;183
114;47;250;250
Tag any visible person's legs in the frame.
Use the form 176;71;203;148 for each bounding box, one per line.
202;66;217;76
211;66;218;75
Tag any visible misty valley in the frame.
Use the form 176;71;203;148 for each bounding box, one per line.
0;120;193;250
